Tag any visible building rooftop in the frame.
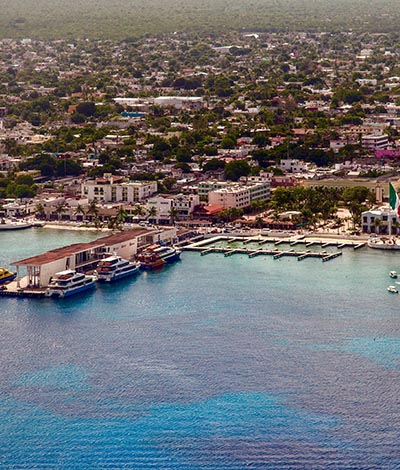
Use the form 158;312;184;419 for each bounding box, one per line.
13;240;106;266
13;229;154;266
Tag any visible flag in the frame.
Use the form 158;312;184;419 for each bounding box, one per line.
389;182;400;216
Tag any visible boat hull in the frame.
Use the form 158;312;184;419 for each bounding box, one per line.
139;258;165;270
46;280;96;298
139;245;181;270
0;223;32;230
0;273;17;284
97;266;140;282
368;241;400;250
163;252;181;263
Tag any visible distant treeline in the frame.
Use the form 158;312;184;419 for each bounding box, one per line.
1;0;400;39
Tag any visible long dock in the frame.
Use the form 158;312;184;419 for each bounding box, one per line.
188;245;343;262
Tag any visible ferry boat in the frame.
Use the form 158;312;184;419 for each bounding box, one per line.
95;255;140;282
45;270;96;298
0;267;17;284
138;244;181;270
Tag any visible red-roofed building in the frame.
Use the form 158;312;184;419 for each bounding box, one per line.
12;228;176;287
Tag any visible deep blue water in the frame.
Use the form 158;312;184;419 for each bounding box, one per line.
1;229;400;469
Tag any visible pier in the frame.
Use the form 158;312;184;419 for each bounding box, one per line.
0;278;46;298
189;245;344;262
182;234;367;263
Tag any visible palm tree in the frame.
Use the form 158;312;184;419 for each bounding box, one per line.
392;220;400;236
74;204;86;222
35;203;46;220
147;206;157;223
373;218;381;234
133;204;146;220
115;206;128;229
168;207;179;225
55;200;67;221
86;200;99;222
255;216;264;229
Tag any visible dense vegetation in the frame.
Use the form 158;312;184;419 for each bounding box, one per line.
1;0;400;40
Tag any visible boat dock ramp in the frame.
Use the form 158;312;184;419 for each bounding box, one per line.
185;235;366;263
0;279;46;298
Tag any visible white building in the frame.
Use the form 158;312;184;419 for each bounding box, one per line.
198;180;230;198
208;182;270;209
82;175;157;203
153;96;204;110
12;228;177;287
146;193;200;223
361;207;399;234
361;133;389;151
280;159;308;173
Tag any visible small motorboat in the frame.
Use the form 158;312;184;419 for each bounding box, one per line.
0;267;17;284
389;271;398;279
387;285;398;294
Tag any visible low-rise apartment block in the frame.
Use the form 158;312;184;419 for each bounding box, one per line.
82;174;157;203
208;182;270;209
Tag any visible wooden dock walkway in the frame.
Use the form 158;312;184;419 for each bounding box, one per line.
0;278;46;298
188;245;344;262
183;234;367;264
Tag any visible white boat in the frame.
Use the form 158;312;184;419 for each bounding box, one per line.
368;236;400;250
45;270;96;298
387;285;398;294
389;271;398;279
0;219;32;230
95;255;140;282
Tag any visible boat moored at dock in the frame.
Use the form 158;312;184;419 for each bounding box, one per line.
45;270;96;298
95;255;140;282
0;267;17;284
138;245;181;270
368;236;400;250
0;219;32;230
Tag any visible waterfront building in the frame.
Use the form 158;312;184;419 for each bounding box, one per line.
12;228;177;287
146;193;200;223
361;206;400;234
82;174;157;203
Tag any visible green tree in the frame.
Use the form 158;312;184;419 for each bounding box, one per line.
224;160;251;181
76;101;96;117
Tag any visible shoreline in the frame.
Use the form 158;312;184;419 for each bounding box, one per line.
41;222;112;232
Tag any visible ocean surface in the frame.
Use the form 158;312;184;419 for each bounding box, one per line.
0;229;399;469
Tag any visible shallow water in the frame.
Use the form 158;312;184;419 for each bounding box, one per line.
0;230;399;469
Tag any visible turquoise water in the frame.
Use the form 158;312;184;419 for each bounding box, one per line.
0;229;399;469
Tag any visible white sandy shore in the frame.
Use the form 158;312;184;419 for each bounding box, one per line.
41;222;112;232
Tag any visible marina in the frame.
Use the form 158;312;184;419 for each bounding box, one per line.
0;228;399;469
0;233;370;298
183;235;366;263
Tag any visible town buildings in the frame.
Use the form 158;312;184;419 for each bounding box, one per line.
82;175;157;203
